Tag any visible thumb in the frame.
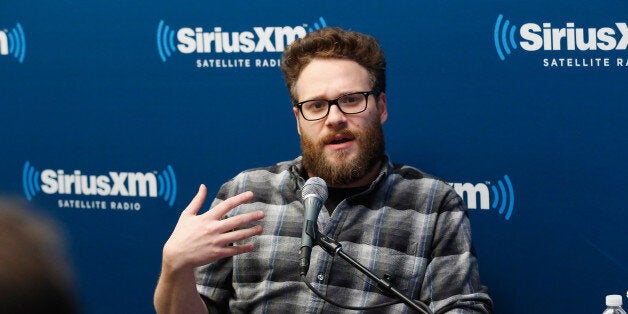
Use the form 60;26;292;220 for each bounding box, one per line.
181;184;207;216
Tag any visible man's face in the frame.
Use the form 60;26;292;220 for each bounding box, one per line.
293;58;388;187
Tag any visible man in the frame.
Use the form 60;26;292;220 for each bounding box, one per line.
154;27;492;313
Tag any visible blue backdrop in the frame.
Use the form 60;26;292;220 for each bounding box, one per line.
1;1;626;313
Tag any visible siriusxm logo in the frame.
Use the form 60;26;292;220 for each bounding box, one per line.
494;14;628;61
0;22;26;63
156;17;327;62
450;175;515;220
22;162;177;207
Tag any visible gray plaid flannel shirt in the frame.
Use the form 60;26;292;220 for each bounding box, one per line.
195;156;492;313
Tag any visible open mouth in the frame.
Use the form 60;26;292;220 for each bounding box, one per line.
330;137;351;144
325;133;355;145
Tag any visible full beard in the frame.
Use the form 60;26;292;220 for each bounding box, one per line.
300;119;385;186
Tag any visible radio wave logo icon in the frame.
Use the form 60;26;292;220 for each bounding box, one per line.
22;161;40;201
0;22;26;63
452;174;515;220
157;165;177;206
489;175;515;220
306;16;327;32
494;14;518;61
156;20;177;62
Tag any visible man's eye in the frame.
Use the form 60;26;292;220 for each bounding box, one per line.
340;94;361;104
306;101;326;110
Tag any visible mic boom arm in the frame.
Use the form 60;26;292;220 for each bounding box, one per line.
305;230;432;314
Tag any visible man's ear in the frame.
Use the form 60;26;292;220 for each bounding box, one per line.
293;106;302;135
377;92;388;124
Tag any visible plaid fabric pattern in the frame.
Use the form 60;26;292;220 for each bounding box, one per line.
195;156;492;313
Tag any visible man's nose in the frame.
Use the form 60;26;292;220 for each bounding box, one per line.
325;104;347;127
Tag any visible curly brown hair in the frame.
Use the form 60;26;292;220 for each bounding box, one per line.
280;27;386;104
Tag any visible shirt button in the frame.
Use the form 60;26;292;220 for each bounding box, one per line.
317;274;325;282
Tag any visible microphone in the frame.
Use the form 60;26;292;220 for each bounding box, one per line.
299;177;328;276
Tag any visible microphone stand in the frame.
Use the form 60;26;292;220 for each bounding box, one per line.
310;229;431;314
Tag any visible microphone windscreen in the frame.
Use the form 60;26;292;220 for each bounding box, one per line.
302;177;328;202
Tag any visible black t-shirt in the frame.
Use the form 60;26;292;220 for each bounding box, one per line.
324;185;369;215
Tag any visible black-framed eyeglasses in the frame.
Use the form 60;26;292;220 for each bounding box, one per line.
294;90;380;121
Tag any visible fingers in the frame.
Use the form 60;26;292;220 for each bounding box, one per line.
204;191;264;235
212;225;264;259
214;243;256;259
206;191;255;220
214;210;265;234
181;184;208;216
216;224;263;246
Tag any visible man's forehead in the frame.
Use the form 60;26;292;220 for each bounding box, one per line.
295;59;371;100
